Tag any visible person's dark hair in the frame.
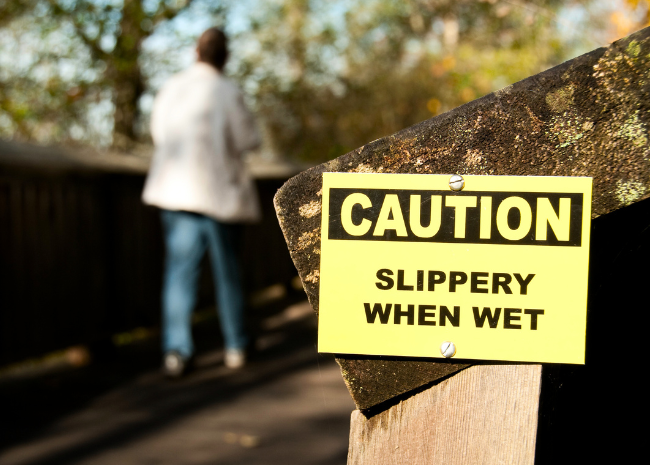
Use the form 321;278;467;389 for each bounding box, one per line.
197;28;228;70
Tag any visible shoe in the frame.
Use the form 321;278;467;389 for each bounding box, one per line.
163;351;187;378
225;348;246;369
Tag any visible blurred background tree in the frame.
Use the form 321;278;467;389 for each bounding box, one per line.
0;0;224;148
0;0;646;160
229;0;592;161
611;0;650;39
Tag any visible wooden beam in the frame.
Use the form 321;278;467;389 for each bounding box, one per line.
275;27;650;410
348;364;541;465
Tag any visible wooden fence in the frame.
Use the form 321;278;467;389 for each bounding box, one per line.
0;141;299;365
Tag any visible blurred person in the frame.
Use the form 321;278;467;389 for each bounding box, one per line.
142;27;261;377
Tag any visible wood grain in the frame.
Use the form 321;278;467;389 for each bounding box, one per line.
348;364;541;465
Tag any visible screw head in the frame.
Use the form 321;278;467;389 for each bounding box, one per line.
440;341;456;358
449;174;465;191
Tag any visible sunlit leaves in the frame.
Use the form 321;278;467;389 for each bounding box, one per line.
230;0;600;162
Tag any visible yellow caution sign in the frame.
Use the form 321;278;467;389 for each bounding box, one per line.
318;173;592;364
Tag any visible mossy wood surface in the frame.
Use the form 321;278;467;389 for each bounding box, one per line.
274;28;650;410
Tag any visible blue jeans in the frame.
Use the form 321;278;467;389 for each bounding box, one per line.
161;210;247;358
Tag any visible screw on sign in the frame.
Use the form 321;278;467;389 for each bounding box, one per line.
449;174;465;191
440;341;456;358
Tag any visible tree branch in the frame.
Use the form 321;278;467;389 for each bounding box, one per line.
45;0;108;60
0;0;39;27
153;0;195;25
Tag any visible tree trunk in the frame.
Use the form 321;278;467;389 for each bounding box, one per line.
109;0;146;149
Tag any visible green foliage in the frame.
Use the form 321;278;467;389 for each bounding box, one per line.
0;0;603;157
230;0;598;162
0;0;222;146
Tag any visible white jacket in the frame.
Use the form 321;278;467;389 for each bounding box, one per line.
142;62;262;223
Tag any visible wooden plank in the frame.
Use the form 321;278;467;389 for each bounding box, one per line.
348;364;541;465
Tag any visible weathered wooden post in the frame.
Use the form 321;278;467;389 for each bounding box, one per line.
275;27;650;464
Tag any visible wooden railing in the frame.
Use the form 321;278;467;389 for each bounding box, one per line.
0;141;300;365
